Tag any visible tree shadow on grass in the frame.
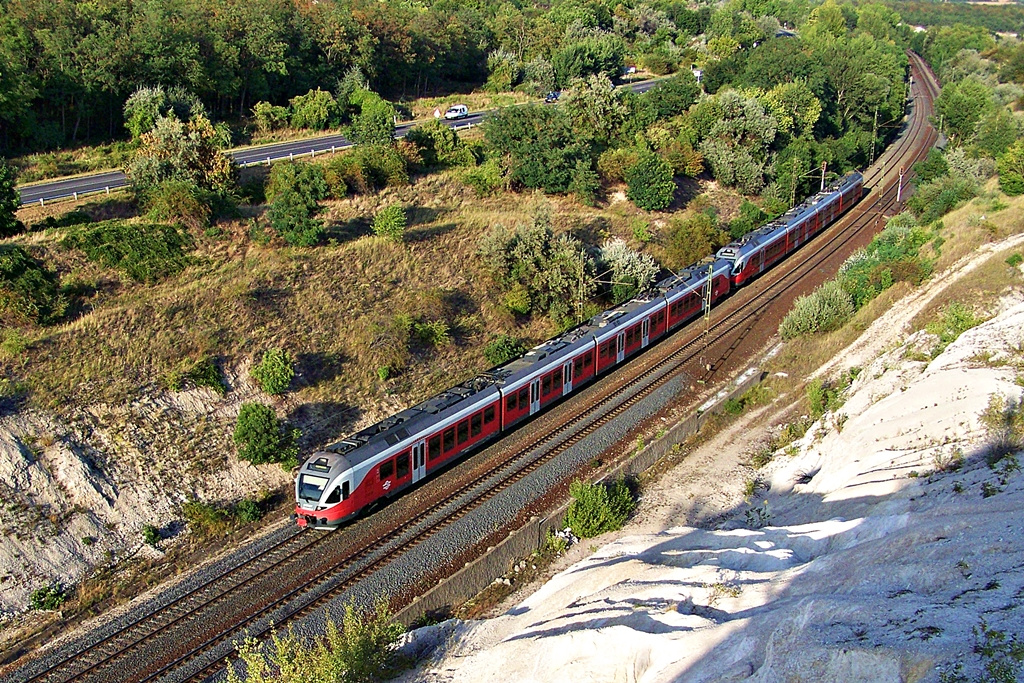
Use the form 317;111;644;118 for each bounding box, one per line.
405;222;458;243
293;351;348;390
324;216;372;243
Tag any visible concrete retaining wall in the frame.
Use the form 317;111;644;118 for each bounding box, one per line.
394;366;764;627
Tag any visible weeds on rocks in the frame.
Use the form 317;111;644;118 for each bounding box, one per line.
565;478;636;538
940;619;1024;683
29;583;66;611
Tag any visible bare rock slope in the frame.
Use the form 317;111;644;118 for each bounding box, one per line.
403;293;1024;681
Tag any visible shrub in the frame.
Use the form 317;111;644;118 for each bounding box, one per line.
1007;253;1023;268
123;85;205;139
778;280;856;339
29;583;66;611
979;394;1024;466
0;245;67;326
926;302;981;356
625;152;675;211
564;479;636;538
62;220;193;283
267;191;324;247
289;88;340;131
251;101;290;134
182;500;233;537
228;599;404;683
997;139;1024;196
412;319;450;347
729;201;770;239
234;498;264;524
568;159;601;206
806;377;848;420
597;147;641;183
266;162;328;206
908;174;977;224
251;348;294;395
166;357;228;395
146;180;212;230
234;402;299;467
0;159;24;238
142;524;161;547
372;204;406;242
405;119;473;169
462;157;504;197
350;89;397;146
484;335;526;365
664;212;729;270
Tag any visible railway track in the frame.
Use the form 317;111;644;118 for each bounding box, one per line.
8;52;939;683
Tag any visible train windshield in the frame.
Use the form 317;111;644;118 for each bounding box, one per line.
298;474;330;502
732;261;744;275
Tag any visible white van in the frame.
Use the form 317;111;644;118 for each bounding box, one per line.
444;104;469;120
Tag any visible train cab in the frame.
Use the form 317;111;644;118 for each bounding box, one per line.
295;451;356;529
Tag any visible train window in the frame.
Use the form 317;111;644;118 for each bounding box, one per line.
584;352;593;368
574;357;584;376
396;451;410;479
298;474;329;502
457;419;469;445
443;428;455;453
342;481;350;500
428;435;442;460
518;387;528;406
506;393;517;411
379;459;394;480
470;413;482;437
325;486;342;504
542;375;551;395
483;405;495;424
553;371;562;389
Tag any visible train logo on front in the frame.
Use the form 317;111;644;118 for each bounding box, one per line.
383;480;392;490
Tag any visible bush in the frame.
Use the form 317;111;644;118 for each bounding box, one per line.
664;212;729;270
251;101;290;134
997;139;1024;196
228;599;404;683
267;192;324;247
350;89;397;146
29;583;66;611
0;245;67;326
234;498;264;524
372;204;406;242
597;147;640;183
182;500;233;537
289;88;340;131
0;159;24;238
625;152;675;211
142;524;161;547
62;221;193;283
462;157;503;197
251;348;294;395
927;302;981;356
569;159;601;206
266;162;328;206
405;119;473;169
166;357;228;395
778;280;856;340
908;174;977;224
412;319;450;347
146;180;212;230
483;334;526;365
564;479;636;538
233;402;299;467
979;394;1024;465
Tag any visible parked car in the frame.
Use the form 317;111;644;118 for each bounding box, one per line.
544;91;561;104
444;104;469;120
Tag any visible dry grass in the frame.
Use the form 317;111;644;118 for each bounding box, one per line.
5;171;746;428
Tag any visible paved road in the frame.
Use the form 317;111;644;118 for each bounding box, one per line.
17;78;665;207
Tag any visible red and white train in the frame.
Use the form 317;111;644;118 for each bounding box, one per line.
295;172;863;528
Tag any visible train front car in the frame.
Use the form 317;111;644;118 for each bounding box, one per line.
295;451;357;529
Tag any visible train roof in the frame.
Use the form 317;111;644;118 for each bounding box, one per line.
317;376;501;468
655;258;732;301
716;172;861;261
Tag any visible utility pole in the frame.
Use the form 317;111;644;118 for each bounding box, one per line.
897;167;905;203
791;158;800;208
820;161;827;192
871;107;878;165
698;261;714;377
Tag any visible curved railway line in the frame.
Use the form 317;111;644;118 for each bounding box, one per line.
7;52;939;683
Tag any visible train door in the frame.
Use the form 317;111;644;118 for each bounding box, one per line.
616;332;625;363
641;318;650;348
758;249;766;274
529;379;541;414
562;361;573;395
412;440;426;482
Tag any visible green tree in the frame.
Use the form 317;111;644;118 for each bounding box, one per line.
484;105;588;194
126;114;237;198
625;152;675;211
372;204;406;242
0;244;67;326
643;70;700;120
233;402;298;467
350;89;396;146
935;77;994;144
289;88;339;131
998;140;1024;197
665;212;730;270
0;160;23;238
561;74;629;146
124;85;205;139
266;162;328;206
